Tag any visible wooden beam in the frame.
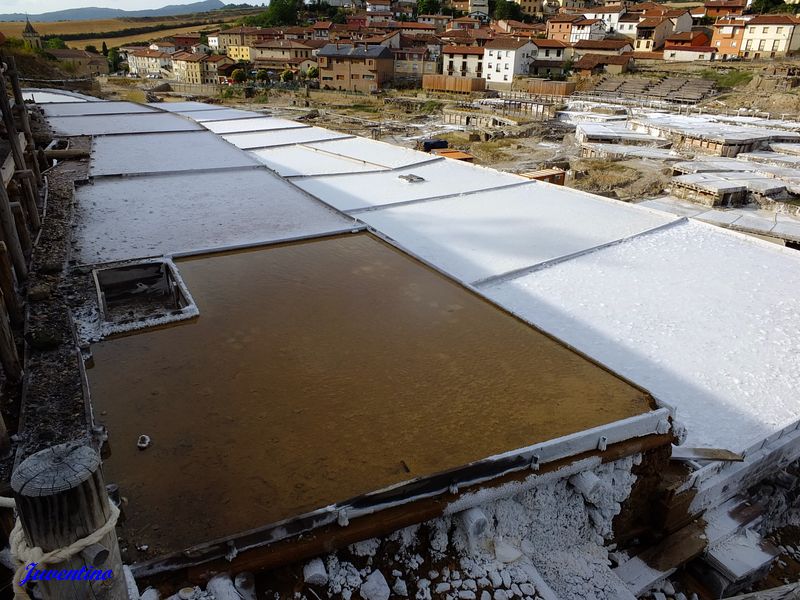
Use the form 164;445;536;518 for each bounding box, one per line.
671;447;744;462
173;433;673;583
0;292;20;383
0;243;22;326
0;180;26;280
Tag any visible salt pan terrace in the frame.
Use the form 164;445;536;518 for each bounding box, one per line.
32;95;800;576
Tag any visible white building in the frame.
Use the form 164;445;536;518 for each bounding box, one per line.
570;18;607;43
583;5;627;33
442;45;485;77
483;37;536;89
741;14;800;58
127;50;172;76
207;33;219;51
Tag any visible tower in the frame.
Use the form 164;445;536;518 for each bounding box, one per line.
22;17;42;50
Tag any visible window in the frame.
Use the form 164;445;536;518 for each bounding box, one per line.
777;27;784;33
749;27;754;33
762;27;768;33
503;74;508;80
669;52;676;57
759;39;766;50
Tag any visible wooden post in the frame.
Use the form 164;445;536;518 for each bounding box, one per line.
0;243;21;326
0;292;20;383
4;56;42;185
0;64;40;232
0;183;26;280
10;203;32;256
11;443;126;600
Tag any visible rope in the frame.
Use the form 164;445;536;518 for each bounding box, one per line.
0;497;120;599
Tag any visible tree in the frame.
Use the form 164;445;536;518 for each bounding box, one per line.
108;47;121;72
493;0;524;21
232;68;247;83
306;65;319;78
256;68;270;81
331;7;348;23
44;37;67;49
280;69;294;82
85;44;98;53
243;0;303;27
101;41;108;56
417;0;442;14
749;0;785;12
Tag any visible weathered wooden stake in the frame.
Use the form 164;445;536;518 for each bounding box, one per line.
0;292;20;383
0;243;21;326
11;443;126;600
0;63;40;232
0;183;26;280
10;203;32;256
5;56;42;185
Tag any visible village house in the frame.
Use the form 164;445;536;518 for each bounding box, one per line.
511;0;546;17
711;17;748;58
312;21;334;39
572;38;634;58
493;19;544;35
385;21;438;35
448;16;484;30
417;14;452;31
251;40;317;72
149;40;178;54
171;52;205;84
634;17;674;51
128;49;172;76
442;44;485;77
44;49;109;77
704;0;747;18
617;12;641;38
663;45;716;61
366;0;392;11
574;52;634;75
483;37;536;89
172;34;202;50
392;47;439;84
207;32;220;51
217;26;274;53
227;44;253;62
202;54;235;83
570;18;607;43
529;38;572;76
546;14;584;41
583;5;628;33
318;44;394;92
741;15;800;59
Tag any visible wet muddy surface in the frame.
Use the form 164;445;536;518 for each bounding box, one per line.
87;233;653;557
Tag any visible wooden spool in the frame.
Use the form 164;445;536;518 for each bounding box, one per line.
11;443;125;600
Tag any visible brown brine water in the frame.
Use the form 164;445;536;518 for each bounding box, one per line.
87;234;652;554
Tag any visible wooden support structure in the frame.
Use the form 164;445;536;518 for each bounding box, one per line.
4;56;42;186
11;443;126;600
0;182;26;280
0;63;40;232
0;243;22;326
11;202;32;256
723;583;800;599
0;292;20;383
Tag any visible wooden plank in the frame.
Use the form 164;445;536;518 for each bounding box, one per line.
672;446;745;462
614;519;708;595
723;582;800;599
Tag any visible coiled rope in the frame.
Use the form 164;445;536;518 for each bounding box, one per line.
0;496;120;599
